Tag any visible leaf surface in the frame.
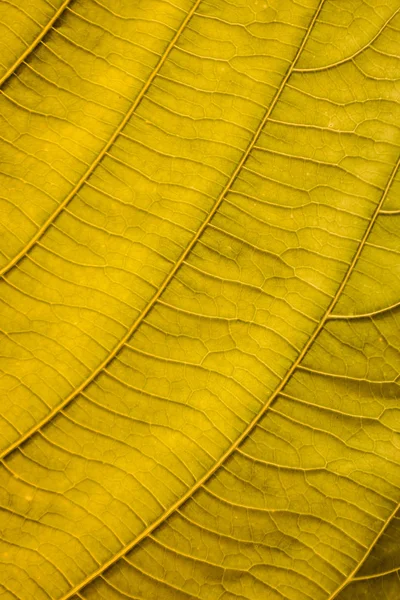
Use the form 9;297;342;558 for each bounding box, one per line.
1;1;400;599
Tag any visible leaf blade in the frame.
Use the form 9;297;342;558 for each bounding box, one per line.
1;1;400;599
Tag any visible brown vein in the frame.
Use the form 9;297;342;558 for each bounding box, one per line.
0;0;202;279
0;0;73;88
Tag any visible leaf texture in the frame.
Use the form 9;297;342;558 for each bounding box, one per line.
1;1;400;599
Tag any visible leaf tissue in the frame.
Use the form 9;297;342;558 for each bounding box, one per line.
1;0;400;598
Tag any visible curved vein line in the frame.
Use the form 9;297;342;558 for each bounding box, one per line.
328;504;400;598
352;564;400;581
297;364;393;384
0;0;318;462
380;208;400;215
48;2;328;597
0;0;204;460
328;298;400;320
324;159;400;600
5;1;398;596
0;0;202;279
59;115;400;600
0;0;73;88
293;7;400;74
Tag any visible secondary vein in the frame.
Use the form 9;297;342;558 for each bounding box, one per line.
0;0;202;279
0;0;73;88
45;1;334;597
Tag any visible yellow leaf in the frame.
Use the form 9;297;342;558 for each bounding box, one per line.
1;1;400;599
